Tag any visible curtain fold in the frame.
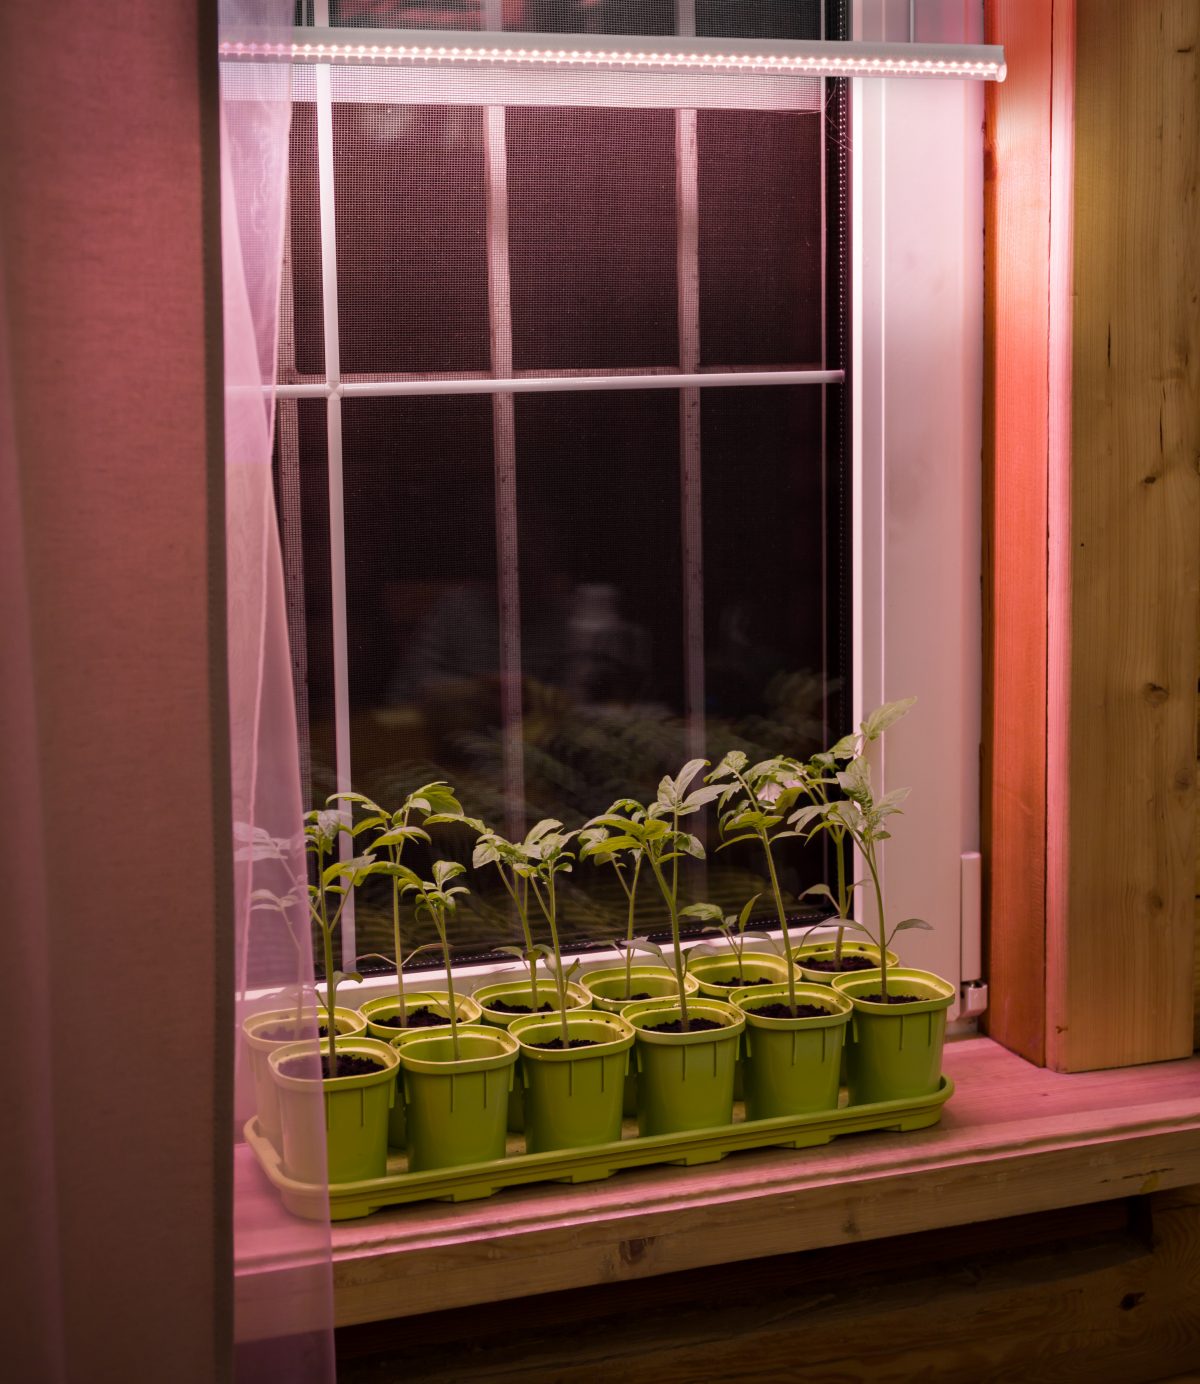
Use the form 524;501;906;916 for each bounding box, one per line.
221;3;337;1379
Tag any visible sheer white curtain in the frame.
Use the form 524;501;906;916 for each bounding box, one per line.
222;2;337;1379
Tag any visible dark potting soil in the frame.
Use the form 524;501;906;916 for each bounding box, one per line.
528;1037;600;1050
749;1002;832;1020
614;992;652;1002
372;1007;448;1029
643;1017;726;1034
708;974;773;987
859;993;923;1006
802;953;875;974
277;1054;385;1080
488;998;554;1015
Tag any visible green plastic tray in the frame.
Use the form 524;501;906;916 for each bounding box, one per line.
245;1077;954;1221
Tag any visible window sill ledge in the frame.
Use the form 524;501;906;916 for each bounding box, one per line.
236;1036;1200;1331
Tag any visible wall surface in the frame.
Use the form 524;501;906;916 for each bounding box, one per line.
0;1;230;1380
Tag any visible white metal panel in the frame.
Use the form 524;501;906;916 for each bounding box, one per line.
854;1;984;1011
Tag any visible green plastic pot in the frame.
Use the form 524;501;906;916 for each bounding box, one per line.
581;965;699;1012
364;992;485;1149
243;1005;366;1150
731;983;853;1120
268;1036;397;1184
360;989;483;1039
624;998;745;1137
394;1024;519;1172
581;968;698;1118
510;1010;635;1154
791;941;900;986
832;968;955;1106
473;978;591;1133
688;951;791;1000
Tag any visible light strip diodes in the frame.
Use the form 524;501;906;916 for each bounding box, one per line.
219;27;1006;82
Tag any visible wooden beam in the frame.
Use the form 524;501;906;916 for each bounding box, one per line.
1048;0;1200;1070
982;0;1059;1066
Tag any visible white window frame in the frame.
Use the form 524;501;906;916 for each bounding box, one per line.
269;0;986;1020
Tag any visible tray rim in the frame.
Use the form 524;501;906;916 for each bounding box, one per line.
245;1076;954;1218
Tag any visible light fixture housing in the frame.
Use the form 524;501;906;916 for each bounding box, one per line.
219;28;1006;83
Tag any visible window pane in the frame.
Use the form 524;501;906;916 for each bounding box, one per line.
507;107;678;371
698;110;823;366
273;399;334;800
286;103;325;379
696;0;822;39
699;384;844;915
333;103;491;374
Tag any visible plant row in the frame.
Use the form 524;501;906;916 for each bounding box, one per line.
244;699;956;1190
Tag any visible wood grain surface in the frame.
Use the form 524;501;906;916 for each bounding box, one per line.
982;0;1056;1068
338;1188;1200;1384
233;1037;1200;1334
1049;0;1200;1070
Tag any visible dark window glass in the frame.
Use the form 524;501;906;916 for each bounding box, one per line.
278;2;852;966
698;110;823;366
507;107;678;371
286;103;325;379
334;103;491;374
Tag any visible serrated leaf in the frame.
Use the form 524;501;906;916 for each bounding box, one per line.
787;803;825;832
672;758;709;797
680;783;723;814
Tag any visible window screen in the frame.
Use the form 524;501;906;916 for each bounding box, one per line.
276;1;852;966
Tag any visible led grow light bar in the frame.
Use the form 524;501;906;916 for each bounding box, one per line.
219;28;1006;82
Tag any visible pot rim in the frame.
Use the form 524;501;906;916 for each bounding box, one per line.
268;1035;399;1089
510;1009;635;1060
730;982;852;1029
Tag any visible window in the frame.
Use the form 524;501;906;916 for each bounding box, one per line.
271;0;982;1011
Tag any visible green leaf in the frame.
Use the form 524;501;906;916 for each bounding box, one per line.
672;758;710;797
331;969;363;986
737;892;762;930
678;832;706;860
374;825;432;848
714;834;758;852
708;749;747;781
619;936;665;963
680;783;723;814
432;859;466;889
366;861;422;884
680;902;724;922
799;883;835;903
892;916;933;933
862;696;916;740
787;803;825;832
329;791;385;815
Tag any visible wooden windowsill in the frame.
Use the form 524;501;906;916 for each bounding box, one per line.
234;1036;1200;1333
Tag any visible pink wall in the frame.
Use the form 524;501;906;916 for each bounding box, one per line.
0;1;230;1378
